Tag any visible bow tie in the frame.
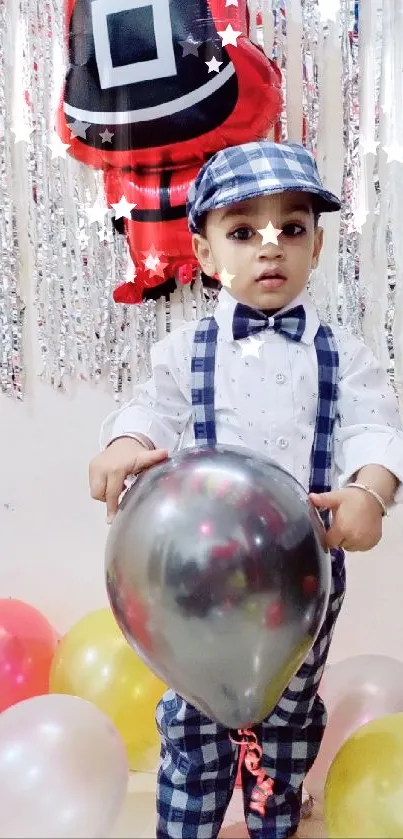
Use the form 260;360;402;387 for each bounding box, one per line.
232;303;306;343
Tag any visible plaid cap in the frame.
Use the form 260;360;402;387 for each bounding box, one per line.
187;140;341;234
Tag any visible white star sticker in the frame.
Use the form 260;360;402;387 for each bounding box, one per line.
217;23;242;47
142;245;168;278
383;142;403;164
68;120;91;139
225;0;239;5
258;221;283;246
354;208;368;233
47;133;70;159
206;56;222;73
86;199;110;225
100;128;114;144
219;268;235;288
318;0;339;22
240;336;264;358
11;123;34;144
144;254;159;271
359;138;378;157
179;38;201;57
111;195;137;220
98;227;114;244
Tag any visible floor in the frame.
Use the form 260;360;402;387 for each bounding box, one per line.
111;773;325;838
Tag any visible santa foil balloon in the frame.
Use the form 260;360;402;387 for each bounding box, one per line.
56;0;282;302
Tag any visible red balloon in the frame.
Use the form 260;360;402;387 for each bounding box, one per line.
56;0;282;302
0;599;58;712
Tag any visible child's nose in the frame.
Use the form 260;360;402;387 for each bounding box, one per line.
257;240;284;259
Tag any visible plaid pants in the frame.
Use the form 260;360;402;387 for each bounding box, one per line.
156;553;345;839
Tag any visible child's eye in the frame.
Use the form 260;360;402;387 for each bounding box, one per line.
228;226;255;241
282;223;306;237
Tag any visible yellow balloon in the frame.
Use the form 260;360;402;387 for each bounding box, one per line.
324;712;403;838
50;608;166;771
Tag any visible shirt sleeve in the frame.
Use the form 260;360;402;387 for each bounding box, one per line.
334;330;403;502
99;328;193;455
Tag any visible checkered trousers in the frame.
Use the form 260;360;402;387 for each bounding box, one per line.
156;314;345;839
156;585;343;839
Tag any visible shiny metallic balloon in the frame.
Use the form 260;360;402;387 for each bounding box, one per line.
105;446;330;729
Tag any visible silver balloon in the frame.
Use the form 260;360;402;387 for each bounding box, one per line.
106;446;330;729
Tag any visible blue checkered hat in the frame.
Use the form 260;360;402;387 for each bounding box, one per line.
187;140;341;233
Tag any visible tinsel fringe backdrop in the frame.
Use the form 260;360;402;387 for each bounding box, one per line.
0;0;402;402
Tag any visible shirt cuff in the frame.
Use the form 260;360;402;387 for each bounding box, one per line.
338;432;403;504
100;408;179;455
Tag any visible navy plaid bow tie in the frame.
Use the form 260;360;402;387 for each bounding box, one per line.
232;303;306;342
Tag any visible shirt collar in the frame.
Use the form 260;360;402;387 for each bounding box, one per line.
214;287;320;345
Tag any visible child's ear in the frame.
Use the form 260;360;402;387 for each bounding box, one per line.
311;227;324;269
192;234;217;277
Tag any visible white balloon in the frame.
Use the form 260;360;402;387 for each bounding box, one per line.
0;694;129;838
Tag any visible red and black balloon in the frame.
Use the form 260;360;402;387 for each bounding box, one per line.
56;0;282;303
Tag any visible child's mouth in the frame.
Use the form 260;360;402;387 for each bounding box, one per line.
257;273;286;290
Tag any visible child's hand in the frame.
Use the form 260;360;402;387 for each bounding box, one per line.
89;437;168;522
309;487;384;552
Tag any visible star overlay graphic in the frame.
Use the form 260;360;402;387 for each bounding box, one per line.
258;221;283;246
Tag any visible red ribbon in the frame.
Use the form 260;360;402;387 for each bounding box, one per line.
231;728;274;817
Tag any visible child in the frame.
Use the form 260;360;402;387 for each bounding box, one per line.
89;141;403;838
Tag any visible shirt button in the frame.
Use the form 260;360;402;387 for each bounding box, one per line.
276;373;286;385
276;436;289;450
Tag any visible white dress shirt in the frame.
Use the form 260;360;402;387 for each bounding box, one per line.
101;289;403;499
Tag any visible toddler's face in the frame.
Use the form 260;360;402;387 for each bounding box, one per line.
192;191;323;311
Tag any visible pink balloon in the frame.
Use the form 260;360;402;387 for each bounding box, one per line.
0;694;129;838
0;598;58;712
305;654;403;804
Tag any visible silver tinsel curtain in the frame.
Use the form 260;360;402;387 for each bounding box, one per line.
1;0;402;402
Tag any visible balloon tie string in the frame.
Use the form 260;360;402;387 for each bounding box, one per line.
230;728;274;817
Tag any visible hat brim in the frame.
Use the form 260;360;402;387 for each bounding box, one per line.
308;189;341;214
189;184;341;233
211;184;341;215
